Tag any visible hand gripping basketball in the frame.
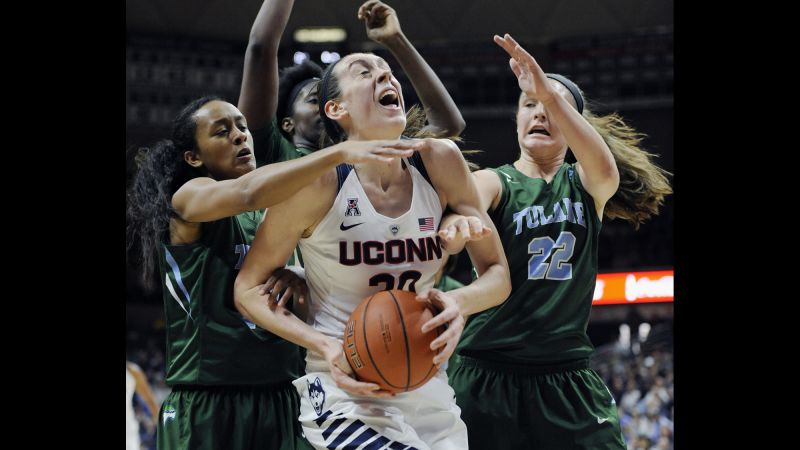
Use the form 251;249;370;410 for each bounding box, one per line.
343;290;446;394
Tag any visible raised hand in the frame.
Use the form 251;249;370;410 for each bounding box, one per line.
494;33;556;104
358;1;402;44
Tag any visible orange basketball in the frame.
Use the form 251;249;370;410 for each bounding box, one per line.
343;289;444;393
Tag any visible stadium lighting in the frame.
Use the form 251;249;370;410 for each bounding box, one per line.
639;323;651;342
293;51;309;65
321;51;341;63
294;27;347;43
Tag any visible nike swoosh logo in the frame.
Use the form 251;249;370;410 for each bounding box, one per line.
340;221;365;231
597;417;609;424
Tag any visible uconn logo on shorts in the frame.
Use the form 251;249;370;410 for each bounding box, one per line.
307;377;326;416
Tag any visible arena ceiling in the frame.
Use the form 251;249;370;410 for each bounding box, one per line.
126;0;673;45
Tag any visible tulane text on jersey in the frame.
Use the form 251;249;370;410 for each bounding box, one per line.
511;197;587;235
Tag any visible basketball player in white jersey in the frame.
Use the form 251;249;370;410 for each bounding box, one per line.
234;52;511;450
126;361;159;450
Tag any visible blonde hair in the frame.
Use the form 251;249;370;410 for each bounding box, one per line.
583;106;672;228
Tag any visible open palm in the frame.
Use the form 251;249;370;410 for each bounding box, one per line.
494;33;555;104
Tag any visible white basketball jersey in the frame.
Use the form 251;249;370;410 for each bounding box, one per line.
126;367;140;449
299;156;444;371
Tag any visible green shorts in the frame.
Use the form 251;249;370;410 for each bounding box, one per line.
448;355;626;450
157;382;313;450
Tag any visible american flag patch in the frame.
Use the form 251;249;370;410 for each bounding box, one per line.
418;217;434;231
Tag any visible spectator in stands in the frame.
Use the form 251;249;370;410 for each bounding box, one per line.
622;378;643;412
127;361;159;450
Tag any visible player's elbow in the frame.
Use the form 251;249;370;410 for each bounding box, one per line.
238;180;260;212
233;277;254;317
493;264;512;303
497;270;512;302
501;276;512;300
245;40;267;67
477;262;512;307
246;33;279;57
448;117;466;137
431;118;466;139
426;137;461;157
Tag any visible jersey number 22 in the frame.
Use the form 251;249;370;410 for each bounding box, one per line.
527;231;576;280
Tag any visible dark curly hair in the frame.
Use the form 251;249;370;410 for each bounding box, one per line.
126;96;222;290
276;60;323;140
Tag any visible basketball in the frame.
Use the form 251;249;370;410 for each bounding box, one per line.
343;289;444;393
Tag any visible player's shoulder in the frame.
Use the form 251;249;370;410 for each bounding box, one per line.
416;139;467;182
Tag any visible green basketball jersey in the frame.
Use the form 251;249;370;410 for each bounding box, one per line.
253;119;313;167
436;274;464;292
159;210;304;385
252;119;310;268
458;163;601;364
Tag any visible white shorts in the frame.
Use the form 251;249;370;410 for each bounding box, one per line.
293;369;467;450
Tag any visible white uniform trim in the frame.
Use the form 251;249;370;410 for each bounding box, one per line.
294;370;466;450
295;159;467;449
299;161;444;372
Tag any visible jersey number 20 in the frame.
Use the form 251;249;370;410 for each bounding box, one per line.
369;270;423;292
